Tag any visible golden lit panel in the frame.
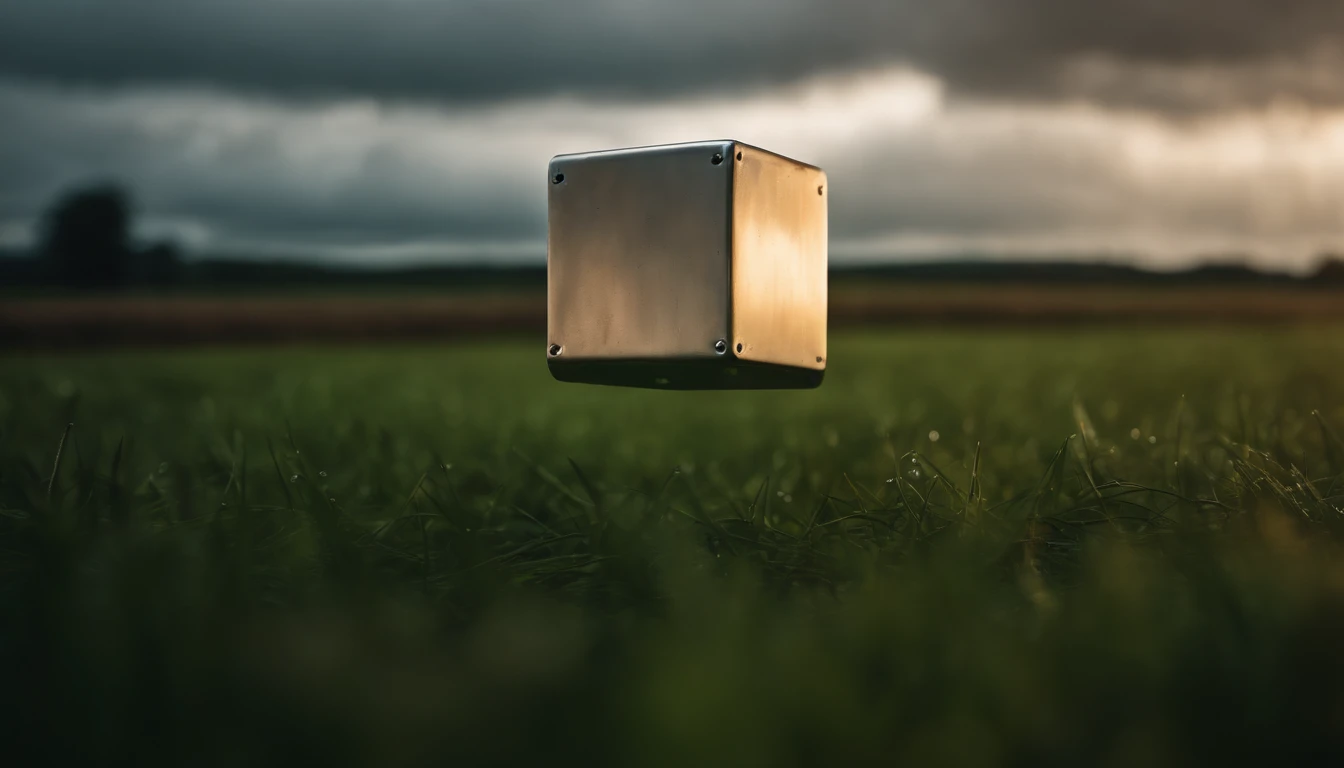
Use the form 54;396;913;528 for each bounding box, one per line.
731;144;827;370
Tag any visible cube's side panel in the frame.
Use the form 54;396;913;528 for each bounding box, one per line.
547;142;734;362
729;143;828;371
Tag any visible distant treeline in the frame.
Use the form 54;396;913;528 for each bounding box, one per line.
4;182;1344;292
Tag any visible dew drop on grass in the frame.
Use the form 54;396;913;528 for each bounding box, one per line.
319;470;328;477
290;474;299;483
886;478;895;484
784;494;792;503
928;430;940;442
908;467;922;480
1148;436;1158;444
1130;428;1141;440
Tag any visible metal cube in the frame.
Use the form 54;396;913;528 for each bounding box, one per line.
546;140;827;390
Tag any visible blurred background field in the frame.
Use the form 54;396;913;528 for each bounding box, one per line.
5;328;1344;765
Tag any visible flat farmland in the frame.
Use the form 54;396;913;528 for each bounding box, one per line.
4;283;1343;347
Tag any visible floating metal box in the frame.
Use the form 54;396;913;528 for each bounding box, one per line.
546;140;827;390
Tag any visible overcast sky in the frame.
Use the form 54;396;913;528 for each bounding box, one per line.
2;0;1343;271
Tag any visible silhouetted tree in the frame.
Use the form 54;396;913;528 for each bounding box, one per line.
39;185;133;289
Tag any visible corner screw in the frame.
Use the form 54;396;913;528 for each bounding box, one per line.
714;339;728;355
711;153;723;165
548;344;562;357
551;173;565;184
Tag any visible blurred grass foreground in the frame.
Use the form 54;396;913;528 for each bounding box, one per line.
5;328;1344;765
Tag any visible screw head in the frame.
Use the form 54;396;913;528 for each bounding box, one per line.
714;339;728;355
548;344;562;357
736;342;743;353
711;153;724;165
552;173;565;184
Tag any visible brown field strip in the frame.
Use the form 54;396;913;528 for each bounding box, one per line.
2;285;1342;348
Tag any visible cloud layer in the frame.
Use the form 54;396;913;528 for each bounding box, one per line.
5;68;1342;271
2;0;1342;111
2;0;1343;270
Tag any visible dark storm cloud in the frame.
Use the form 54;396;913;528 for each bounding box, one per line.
0;84;548;253
1;0;1342;112
4;2;1344;271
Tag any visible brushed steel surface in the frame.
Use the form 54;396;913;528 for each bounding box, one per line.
546;140;827;389
547;141;733;360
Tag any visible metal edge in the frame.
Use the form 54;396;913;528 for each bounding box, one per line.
727;140;740;360
548;139;736;168
728;140;824;173
547;356;825;390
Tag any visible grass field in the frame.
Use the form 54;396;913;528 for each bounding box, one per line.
5;327;1344;765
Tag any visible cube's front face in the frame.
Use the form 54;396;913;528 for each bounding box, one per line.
547;140;826;390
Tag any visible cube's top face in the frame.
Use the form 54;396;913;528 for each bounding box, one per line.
547;140;735;361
